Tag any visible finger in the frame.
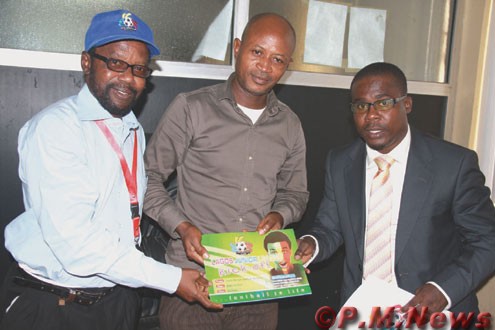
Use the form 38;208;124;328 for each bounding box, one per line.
266;216;283;231
186;241;208;264
197;295;223;310
195;281;208;293
256;219;269;235
192;254;205;266
295;245;313;261
258;226;269;235
294;239;305;260
191;241;209;259
401;298;420;313
195;275;209;287
266;222;281;231
294;246;307;259
258;219;278;235
302;256;313;265
185;248;205;265
294;250;305;260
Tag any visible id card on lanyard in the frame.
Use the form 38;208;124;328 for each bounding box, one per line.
95;120;140;245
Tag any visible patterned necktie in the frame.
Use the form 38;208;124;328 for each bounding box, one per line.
363;156;395;282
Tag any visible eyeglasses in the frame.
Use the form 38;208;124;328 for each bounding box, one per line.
89;52;152;78
350;95;407;114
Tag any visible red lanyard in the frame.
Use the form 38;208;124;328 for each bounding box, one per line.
95;120;140;244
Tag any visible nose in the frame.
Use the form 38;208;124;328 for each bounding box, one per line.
118;66;135;82
364;104;381;121
256;56;272;72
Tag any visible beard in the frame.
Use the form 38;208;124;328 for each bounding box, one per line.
88;74;138;118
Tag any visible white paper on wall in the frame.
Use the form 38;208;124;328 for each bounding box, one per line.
192;0;233;62
348;7;386;69
303;0;347;67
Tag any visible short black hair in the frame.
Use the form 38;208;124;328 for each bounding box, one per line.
351;62;408;95
263;231;291;251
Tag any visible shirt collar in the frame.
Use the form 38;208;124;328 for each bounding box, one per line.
75;84;140;129
366;125;411;167
220;73;282;117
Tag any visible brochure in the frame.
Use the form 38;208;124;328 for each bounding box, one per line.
202;229;312;304
326;277;450;330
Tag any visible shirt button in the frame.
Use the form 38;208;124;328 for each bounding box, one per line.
248;156;253;160
239;218;243;222
243;187;248;192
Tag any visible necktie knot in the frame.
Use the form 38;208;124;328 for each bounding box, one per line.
374;156;394;172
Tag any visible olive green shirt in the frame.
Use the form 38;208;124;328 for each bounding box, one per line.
144;74;309;270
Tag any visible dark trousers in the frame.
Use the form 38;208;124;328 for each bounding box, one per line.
159;294;278;330
0;265;140;330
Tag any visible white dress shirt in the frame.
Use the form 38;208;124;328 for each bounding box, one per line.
5;84;181;293
309;125;451;308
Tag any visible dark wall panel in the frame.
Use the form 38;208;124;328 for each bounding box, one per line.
0;66;445;329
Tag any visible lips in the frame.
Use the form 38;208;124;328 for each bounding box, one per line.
112;86;136;99
251;73;270;85
364;125;386;135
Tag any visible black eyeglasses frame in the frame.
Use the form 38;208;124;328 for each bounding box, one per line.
89;52;152;78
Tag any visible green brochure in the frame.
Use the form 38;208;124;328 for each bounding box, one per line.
202;229;312;304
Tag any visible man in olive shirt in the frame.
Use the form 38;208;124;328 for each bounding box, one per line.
144;13;308;330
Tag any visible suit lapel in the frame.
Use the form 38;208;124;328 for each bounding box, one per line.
395;129;434;261
344;141;367;262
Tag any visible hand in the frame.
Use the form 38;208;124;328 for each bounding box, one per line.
175;222;208;266
175;269;223;310
256;212;283;235
401;283;448;316
294;236;317;273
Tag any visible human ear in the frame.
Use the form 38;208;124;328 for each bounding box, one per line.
233;38;242;60
404;96;413;114
81;51;92;75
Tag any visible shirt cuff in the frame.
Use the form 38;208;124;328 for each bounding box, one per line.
150;263;182;294
299;234;319;268
427;281;452;310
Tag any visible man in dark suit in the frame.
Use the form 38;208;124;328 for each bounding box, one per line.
296;62;495;319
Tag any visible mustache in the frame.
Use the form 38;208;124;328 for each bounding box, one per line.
107;83;138;97
363;124;386;131
253;72;271;80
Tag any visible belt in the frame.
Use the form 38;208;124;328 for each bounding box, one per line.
14;271;114;306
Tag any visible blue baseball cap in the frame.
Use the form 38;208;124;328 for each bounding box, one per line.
85;10;160;57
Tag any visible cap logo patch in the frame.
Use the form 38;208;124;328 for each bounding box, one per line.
119;13;138;31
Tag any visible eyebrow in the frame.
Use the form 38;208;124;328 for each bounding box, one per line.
373;94;393;99
252;44;290;59
106;50;149;66
353;94;393;102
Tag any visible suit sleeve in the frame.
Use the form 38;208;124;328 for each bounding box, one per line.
431;150;495;306
307;151;345;262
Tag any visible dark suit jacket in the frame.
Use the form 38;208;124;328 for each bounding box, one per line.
308;128;495;312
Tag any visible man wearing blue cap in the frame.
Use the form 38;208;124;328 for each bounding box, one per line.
1;9;221;330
